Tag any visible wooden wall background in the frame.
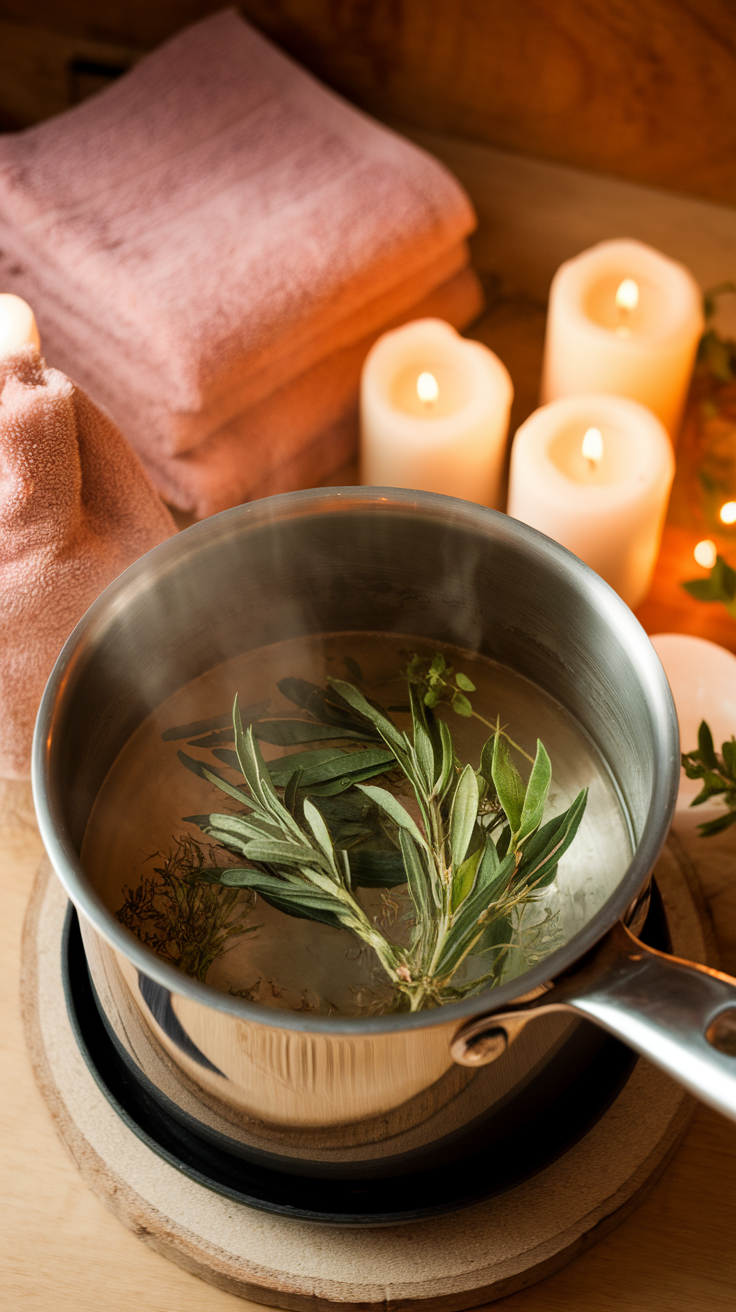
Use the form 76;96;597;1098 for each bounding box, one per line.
0;1;735;207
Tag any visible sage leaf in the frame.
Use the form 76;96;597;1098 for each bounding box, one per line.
268;745;394;786
515;788;588;889
450;765;479;867
302;798;337;868
491;733;526;835
451;846;482;913
400;829;430;925
177;750;253;809
254;720;369;745
328;677;408;758
437;718;455;797
355;783;428;849
516;740;551;846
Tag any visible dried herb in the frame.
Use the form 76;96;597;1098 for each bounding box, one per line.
116;833;259;982
682;720;736;836
179;658;588;1011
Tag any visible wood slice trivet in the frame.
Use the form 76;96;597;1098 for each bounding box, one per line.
21;836;712;1311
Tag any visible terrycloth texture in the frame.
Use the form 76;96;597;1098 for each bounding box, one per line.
144;266;483;516
0;9;479;509
0;348;175;779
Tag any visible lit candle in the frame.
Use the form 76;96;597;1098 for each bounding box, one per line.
360;318;513;506
0;294;40;356
507;393;675;609
540;239;704;438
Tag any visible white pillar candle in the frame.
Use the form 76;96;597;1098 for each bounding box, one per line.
0;294;40;356
650;634;736;817
541;239;703;438
507;393;675;609
360;318;513;507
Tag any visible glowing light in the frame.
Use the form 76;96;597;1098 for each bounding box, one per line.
615;278;639;312
694;539;717;568
581;426;604;467
416;371;439;405
720;501;736;525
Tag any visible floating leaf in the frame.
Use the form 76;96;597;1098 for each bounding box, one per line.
355;783;428;849
450;765;479;867
491;734;526;835
452;692;473;717
455;672;476;692
254;720;370;745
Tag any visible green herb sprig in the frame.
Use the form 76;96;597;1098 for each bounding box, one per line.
116;834;259;982
682;554;736;619
682;719;736;836
177;660;587;1011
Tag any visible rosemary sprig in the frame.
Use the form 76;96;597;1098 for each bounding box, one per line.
682;719;736;836
179;661;588;1012
116;834;259;982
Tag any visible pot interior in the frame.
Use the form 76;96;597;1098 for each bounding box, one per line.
36;489;678;1024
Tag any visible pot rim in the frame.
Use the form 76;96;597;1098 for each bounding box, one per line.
32;486;679;1036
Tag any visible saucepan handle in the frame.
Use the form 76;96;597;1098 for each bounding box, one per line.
450;920;736;1121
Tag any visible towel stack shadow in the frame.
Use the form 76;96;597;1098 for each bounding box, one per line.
0;11;482;518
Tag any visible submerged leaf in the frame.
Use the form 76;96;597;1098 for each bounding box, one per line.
355;783;428;849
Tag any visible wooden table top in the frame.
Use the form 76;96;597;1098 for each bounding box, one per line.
4;297;736;1309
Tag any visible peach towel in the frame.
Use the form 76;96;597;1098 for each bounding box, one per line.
0;348;175;778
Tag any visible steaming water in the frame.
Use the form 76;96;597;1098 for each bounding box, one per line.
81;632;633;1015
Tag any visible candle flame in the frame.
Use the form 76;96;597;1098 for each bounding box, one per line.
694;539;717;568
416;371;439;405
615;278;639;312
720;501;736;525
581;427;604;467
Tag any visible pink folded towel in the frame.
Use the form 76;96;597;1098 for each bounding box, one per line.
144;266;482;516
0;348;175;779
0;10;480;510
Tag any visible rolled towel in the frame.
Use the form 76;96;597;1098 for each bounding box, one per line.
0;348;175;779
0;10;477;493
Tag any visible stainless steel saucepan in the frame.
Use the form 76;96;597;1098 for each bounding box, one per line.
32;488;736;1179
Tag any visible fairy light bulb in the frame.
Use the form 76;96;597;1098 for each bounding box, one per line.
581;426;604;469
720;501;736;525
416;371;439;406
694;539;717;568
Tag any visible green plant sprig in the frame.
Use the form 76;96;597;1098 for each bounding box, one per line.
682;555;736;619
407;652;535;763
178;660;588;1012
682;719;736;836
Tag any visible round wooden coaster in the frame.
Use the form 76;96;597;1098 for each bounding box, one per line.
21;839;712;1311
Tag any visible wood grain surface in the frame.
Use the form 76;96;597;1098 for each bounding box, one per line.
1;0;735;205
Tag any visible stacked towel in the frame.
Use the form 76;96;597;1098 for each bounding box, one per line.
0;10;482;518
0;347;175;779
